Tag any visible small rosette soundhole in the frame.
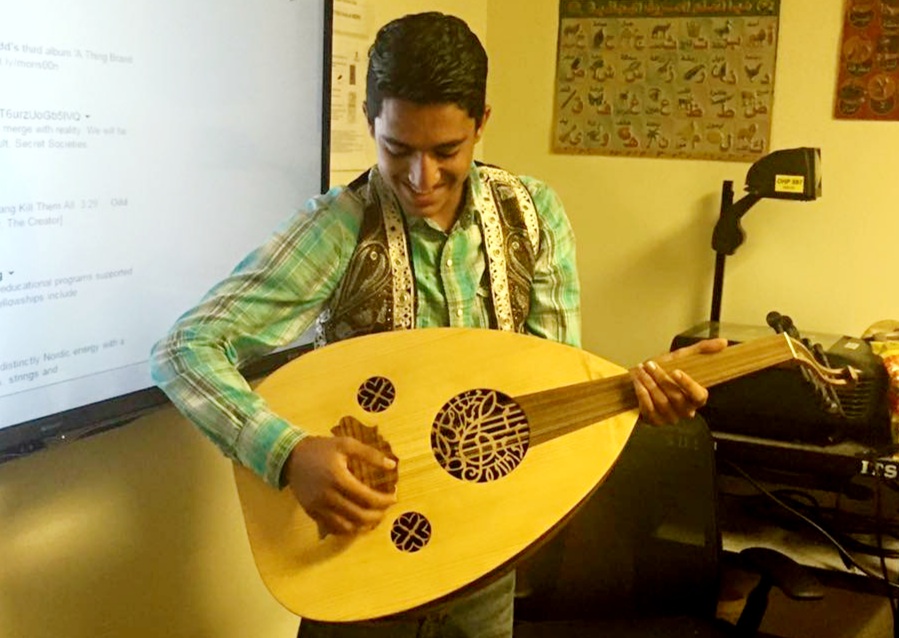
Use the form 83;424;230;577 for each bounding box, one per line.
356;376;396;413
431;389;530;483
390;512;431;553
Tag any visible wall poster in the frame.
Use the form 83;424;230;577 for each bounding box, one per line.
552;0;781;162
330;0;374;173
835;0;899;120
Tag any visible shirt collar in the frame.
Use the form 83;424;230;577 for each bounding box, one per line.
371;163;483;234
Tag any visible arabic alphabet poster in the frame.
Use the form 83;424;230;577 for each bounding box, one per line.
552;0;781;162
835;0;899;120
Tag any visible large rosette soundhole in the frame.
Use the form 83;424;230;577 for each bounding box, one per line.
431;389;530;482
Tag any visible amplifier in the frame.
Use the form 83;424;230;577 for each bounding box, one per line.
672;322;891;447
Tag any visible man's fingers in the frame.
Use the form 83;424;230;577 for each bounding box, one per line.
337;438;399;508
697;337;729;354
334;468;398;511
315;510;357;536
318;486;391;532
632;338;726;425
671;368;709;410
633;361;676;425
341;436;398;472
668;337;728;360
284;435;397;536
633;360;704;425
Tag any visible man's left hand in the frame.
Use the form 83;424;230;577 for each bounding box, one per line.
631;338;728;425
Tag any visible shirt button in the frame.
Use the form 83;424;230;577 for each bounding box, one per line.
446;258;454;267
455;309;463;317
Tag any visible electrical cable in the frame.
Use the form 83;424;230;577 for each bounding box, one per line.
741;487;899;559
723;459;899;591
871;470;899;637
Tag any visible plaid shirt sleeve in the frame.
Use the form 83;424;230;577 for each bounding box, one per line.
149;188;361;487
519;176;582;349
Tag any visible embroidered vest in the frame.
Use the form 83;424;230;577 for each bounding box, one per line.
315;164;540;346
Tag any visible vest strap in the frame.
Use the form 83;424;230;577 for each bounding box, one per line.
317;166;538;345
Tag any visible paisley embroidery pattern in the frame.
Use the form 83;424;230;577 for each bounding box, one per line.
318;166;539;345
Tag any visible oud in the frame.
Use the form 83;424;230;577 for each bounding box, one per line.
233;328;853;622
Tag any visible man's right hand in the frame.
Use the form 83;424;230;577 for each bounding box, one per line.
282;435;398;536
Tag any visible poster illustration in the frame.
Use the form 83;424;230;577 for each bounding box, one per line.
330;0;374;172
835;0;899;120
552;0;781;162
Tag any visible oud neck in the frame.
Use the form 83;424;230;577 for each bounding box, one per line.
659;333;797;387
515;334;794;446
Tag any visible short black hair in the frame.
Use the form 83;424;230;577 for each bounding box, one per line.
365;12;488;126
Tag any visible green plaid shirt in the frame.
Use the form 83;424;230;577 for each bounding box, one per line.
150;164;581;487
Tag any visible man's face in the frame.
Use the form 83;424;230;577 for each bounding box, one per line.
368;98;489;231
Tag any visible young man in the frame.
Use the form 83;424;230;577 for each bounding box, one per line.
150;12;724;638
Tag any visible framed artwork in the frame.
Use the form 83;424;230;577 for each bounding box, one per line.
552;0;781;162
835;0;899;120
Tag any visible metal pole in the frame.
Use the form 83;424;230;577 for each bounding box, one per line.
709;180;734;327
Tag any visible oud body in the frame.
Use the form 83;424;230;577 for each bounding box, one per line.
234;328;638;622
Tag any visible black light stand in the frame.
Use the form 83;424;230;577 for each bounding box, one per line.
707;148;822;334
710;180;762;325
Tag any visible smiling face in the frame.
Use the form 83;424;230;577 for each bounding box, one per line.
368;98;489;231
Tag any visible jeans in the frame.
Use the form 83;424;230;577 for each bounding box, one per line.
297;571;515;638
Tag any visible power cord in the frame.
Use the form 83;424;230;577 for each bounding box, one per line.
872;468;899;636
723;459;899;592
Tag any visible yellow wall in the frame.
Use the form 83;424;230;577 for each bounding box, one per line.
4;2;897;637
485;0;899;365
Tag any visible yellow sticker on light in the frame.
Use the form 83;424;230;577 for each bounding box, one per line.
775;175;805;194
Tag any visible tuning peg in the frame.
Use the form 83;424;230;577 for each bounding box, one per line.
781;315;801;340
816;382;845;416
811;343;831;366
769;312;849;418
777;316;821;393
766;310;784;333
811;343;845;417
766;310;802;340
